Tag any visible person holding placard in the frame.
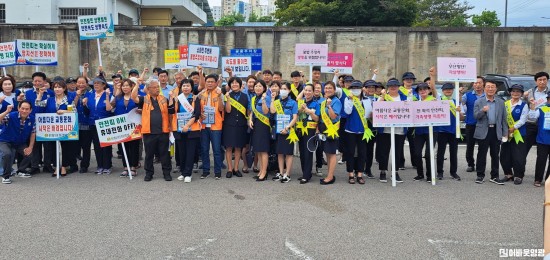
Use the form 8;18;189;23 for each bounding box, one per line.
26;72;55;175
461;76;485;172
294;84;320;184
82;77;114;175
342;80;375;185
0;101;35;184
248;80;271;181
318;82;341;185
131;78;175;182
411;82;438;182
199;74;225;180
398;72;419;171
111;79;139;177
173;79;201;183
527;91;550;187
473;80;507;185
523;72;550;157
499;84;528;185
35;81;77;177
223;77;249;178
377;78;408;183
436;83;462;181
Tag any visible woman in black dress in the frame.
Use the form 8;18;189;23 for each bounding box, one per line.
248;80;270;181
223;77;249;178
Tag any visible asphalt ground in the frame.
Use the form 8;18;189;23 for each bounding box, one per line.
0;143;545;259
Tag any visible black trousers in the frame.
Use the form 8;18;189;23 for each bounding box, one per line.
178;134;199;177
363;135;375;175
0;142;31;179
121;139;140;168
374;133;382;163
500;140;526;178
524;123;538;155
377;133;405;171
476;127;501;179
338;118;348;160
465;124;477;168
31;141;54;169
143;133;171;177
78;129;93;169
91;126;112;169
299;129;316;180
345;133;367;173
413;133;437;178
315;141;324;168
534;143;550;182
437;132;458;176
399;129;416;168
60;141;77;168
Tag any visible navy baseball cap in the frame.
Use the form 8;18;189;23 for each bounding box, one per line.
128;69;139;76
402;72;416;80
375;82;384;88
363;80;377;87
344;75;354;82
415;82;430;90
441;83;454;90
508;84;524;92
93;77;107;84
65;77;76;83
386;79;400;87
349;80;363;89
52;76;65;82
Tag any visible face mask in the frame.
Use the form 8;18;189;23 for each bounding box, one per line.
280;89;289;98
351;89;362;96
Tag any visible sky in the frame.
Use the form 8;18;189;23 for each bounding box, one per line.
208;0;550;27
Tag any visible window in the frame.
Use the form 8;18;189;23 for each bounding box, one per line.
0;4;5;24
59;8;96;24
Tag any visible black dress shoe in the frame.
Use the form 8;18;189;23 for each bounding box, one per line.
68;165;79;174
233;170;242;177
299;178;309;184
79;167;88;174
43;166;55;173
29;168;40;175
144;175;153;182
226;171;233;178
256;174;267;181
466;167;475;172
164;175;172;181
320;176;336;185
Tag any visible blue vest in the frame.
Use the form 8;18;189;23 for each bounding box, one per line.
0;90;20;114
44;95;74;113
465;91;484;125
85;91;112;125
339;90;349;119
536;105;550;145
0;112;34;145
345;100;369;133
512;102;527;137
113;96;137;116
76;91;91;126
437;97;457;134
25;88;54;116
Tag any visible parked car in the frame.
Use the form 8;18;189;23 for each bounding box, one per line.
483;74;536;100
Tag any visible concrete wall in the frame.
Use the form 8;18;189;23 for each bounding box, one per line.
1;25;549;82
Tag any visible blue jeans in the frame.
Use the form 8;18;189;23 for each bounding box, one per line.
201;129;222;175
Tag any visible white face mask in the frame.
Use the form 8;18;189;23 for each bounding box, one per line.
351;89;362;96
280;89;289;98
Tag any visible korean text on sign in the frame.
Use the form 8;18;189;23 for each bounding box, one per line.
294;44;328;66
77;14;114;40
95;112;142;147
15;39;58;66
187;44;220;69
437;57;477;82
35;113;79;141
321;52;354;74
221;56;252;78
372;100;451;127
0;42;16;67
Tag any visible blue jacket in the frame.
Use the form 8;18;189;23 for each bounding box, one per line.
536;105;550;145
0;90;21;114
437;97;457;134
113;96;137;116
464;91;484;125
43;95;75;113
25;88;54;116
84;91;113;125
0;112;34;145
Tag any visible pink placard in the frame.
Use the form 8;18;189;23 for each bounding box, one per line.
373;101;451;127
437;57;477;82
294;44;328;66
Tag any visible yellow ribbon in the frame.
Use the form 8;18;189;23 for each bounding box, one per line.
441;96;463;139
274;99;299;144
296;99;307;135
251;96;270;129
384;94;394;101
399;86;418;101
230;96;248;119
320;99;339;138
290;83;299;98
351;96;374;141
505;100;524;144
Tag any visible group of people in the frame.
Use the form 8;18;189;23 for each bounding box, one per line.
0;63;549;187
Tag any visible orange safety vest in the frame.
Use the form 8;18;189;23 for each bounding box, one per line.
171;87;201;132
199;90;224;130
141;94;170;134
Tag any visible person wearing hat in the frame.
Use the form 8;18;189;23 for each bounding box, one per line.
473;80;508;185
341;80;375;184
377;78;408;183
74;76;93;173
128;69;140;78
527;90;550;187
65;77;78;94
335;75;355;165
398;71;418;171
361;79;379;179
82;77;115;175
436;82;462;181
498;84;528;185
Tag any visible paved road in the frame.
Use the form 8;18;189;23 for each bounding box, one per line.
0;144;544;259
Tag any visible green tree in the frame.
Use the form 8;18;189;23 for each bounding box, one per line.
248;11;259;22
215;13;245;26
274;0;417;26
257;16;275;22
413;0;473;27
471;10;501;27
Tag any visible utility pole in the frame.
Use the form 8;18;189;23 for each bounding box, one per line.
504;0;508;27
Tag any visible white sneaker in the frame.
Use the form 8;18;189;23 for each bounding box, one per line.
337;159;344;165
177;175;185;181
16;172;32;178
184;176;192;183
2;177;11;184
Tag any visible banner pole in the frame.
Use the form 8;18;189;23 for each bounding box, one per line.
429;126;436;185
391;126;396;187
455;81;461;139
2;67;6;76
309;64;313;83
35;66;39;73
97;38;103;67
56;141;60;179
121;143;132;180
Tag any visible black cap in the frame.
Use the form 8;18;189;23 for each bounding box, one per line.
344;75;354;82
350;80;363;89
387;79;400;87
22;81;33;88
65;77;76;83
402;72;416;80
415;82;430;90
441;83;454;90
290;71;301;78
363;80;377;87
112;74;122;79
93;77;107;84
508;84;524;93
128;69;139;76
375;82;384;88
52;76;64;82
